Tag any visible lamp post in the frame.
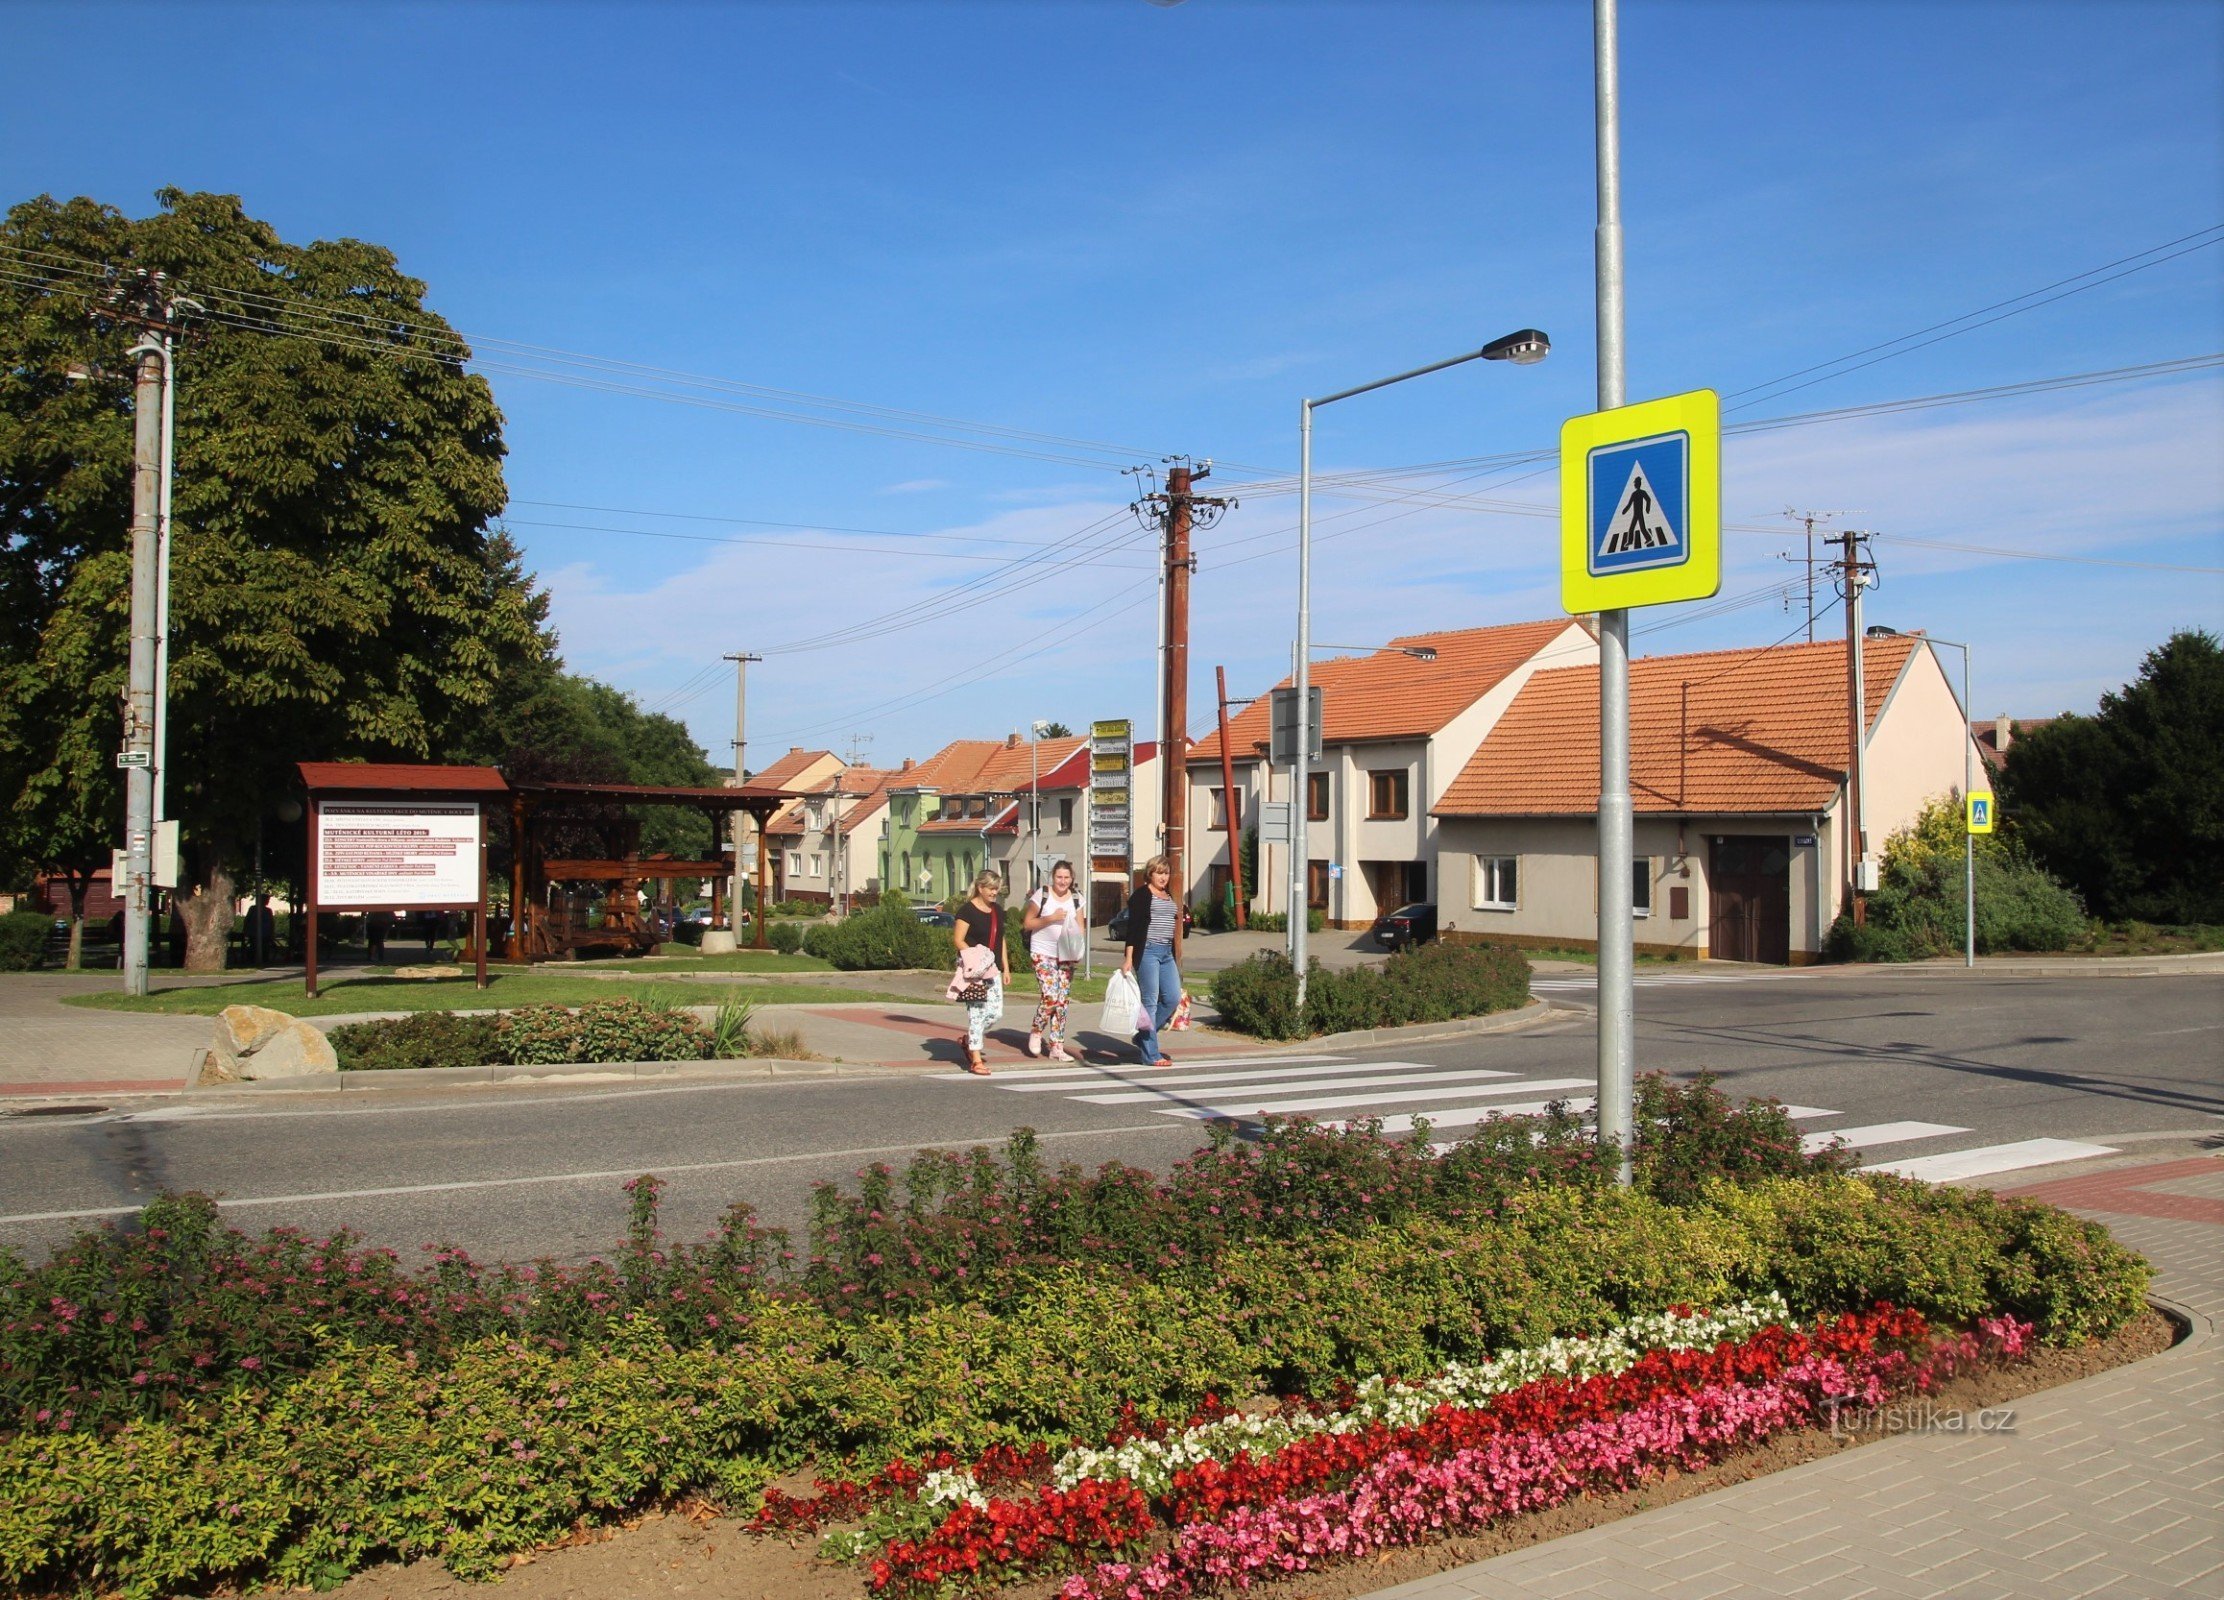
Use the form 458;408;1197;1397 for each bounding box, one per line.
1029;719;1052;894
1870;626;1977;968
1292;330;1548;1005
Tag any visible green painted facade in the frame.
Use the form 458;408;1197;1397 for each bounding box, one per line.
878;790;991;904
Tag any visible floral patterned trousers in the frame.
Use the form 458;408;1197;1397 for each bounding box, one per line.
964;974;1004;1052
1030;955;1078;1043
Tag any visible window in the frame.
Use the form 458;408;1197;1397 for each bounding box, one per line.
1307;860;1330;909
1632;856;1654;918
786;850;802;877
1059;797;1075;832
941;797;962;820
808;854;823;878
806;802;825;829
1473;855;1518;911
1368;770;1410;820
1208;787;1229;830
1306;771;1330;821
967;796;989;819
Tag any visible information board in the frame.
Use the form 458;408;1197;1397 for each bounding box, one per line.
314;801;483;908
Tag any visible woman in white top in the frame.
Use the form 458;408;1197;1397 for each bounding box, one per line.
1022;859;1088;1061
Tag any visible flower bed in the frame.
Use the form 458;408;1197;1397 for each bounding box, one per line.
753;1301;2032;1599
0;1085;2154;1599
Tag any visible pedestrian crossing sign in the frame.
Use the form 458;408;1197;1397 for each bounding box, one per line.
1967;791;1996;835
1561;389;1721;612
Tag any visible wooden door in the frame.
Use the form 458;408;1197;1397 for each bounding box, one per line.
1707;836;1792;964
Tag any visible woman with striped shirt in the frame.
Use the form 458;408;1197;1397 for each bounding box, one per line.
1118;854;1182;1066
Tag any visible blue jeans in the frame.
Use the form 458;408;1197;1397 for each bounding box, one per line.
1134;941;1180;1064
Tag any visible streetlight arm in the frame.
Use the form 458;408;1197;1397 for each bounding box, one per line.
1310;349;1489;409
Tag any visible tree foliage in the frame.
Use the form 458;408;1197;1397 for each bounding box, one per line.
0;190;548;967
1999;629;2224;923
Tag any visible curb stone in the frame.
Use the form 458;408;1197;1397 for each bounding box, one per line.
193;1056;899;1094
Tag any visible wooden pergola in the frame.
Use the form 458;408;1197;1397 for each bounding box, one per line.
505;778;791;958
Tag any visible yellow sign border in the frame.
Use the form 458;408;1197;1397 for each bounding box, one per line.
1560;388;1722;613
1967;790;1997;835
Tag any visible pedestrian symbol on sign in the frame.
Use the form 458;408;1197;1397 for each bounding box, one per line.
1586;429;1691;578
1602;461;1679;556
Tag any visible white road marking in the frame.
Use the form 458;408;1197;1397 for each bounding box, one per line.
1157;1078;1597;1121
996;1060;1455;1094
1862;1138;2118;1183
1079;1068;1516;1107
1801;1121;1969;1154
928;1053;1339;1082
1365;1098;1841;1137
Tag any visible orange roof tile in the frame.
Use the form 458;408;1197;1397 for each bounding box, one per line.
748;747;836;790
1435;635;1923;816
897;735;1088;794
1189;619;1587;765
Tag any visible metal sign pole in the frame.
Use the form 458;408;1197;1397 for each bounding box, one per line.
1594;0;1635;1186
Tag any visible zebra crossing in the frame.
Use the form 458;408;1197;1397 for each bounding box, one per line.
930;1052;2119;1181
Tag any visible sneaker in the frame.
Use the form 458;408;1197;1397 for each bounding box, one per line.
1048;1044;1074;1063
1026;1033;1045;1059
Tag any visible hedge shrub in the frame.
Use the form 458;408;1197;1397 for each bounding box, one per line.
329;999;712;1072
1210;942;1530;1040
0;908;49;972
328;1011;503;1072
808;899;951;971
769;921;804;954
0;1170;2150;1599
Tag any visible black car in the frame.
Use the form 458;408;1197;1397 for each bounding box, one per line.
912;906;956;929
1371;902;1437;952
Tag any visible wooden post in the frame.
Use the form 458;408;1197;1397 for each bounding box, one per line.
753;803;771;949
304;796;320;999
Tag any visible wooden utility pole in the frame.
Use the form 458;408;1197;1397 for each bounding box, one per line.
1828;530;1876;925
1138;462;1231;956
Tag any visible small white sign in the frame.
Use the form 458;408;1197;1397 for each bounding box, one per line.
316;802;481;907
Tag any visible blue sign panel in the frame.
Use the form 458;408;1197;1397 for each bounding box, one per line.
1587;430;1691;578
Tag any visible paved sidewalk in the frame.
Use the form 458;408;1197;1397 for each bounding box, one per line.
0;974;210;1095
1370;1150;2223;1600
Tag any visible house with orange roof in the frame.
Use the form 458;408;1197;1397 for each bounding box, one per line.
763;764;907;908
731;746;844;890
878;732;1103;905
1186;619;1597;927
1431;633;1979;963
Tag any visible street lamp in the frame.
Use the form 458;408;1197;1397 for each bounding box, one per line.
1313;644;1440;662
1291;330;1549;1003
1029;719;1053;894
1868;626;1977;968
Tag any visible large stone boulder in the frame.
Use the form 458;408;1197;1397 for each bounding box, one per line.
209;1005;338;1081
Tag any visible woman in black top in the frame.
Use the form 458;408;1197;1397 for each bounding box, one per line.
1119;855;1181;1066
952;870;1010;1074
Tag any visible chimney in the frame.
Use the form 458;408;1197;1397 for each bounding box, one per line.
901;757;915;772
1994;715;2012;754
1005;731;1021;748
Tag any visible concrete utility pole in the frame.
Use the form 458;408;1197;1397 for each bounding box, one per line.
1593;0;1636;1185
120;336;165;997
723;651;760;931
1215;665;1247;929
1829;531;1878;923
1783;510;1844;645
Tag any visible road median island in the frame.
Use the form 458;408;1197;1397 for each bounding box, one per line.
0;1078;2164;1600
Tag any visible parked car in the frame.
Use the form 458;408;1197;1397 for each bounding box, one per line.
1371;902;1437;952
1106;903;1195;941
912;905;956;929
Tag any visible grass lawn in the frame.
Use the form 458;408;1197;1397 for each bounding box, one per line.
66;971;914;1017
577;950;836;974
2073;921;2224;957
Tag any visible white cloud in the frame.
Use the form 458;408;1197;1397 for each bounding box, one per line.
878;478;951;494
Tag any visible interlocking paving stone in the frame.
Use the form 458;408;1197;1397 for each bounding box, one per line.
1363;1158;2223;1600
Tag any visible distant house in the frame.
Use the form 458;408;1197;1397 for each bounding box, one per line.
1185;620;1597;927
878;733;1089;904
1972;714;2056;777
764;764;900;907
736;746;845;891
1431;634;1977;963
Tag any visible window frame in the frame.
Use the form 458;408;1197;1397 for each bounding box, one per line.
1367;769;1411;821
1058;797;1075;832
1632;856;1654;918
1473;854;1519;912
1306;770;1330;822
1208;786;1229;831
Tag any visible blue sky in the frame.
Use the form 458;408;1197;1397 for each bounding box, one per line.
5;0;2220;769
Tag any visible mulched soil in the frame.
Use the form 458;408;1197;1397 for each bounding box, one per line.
317;1308;2176;1600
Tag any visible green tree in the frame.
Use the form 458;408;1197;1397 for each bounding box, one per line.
0;190;547;969
1037;721;1073;739
2000;630;2224;923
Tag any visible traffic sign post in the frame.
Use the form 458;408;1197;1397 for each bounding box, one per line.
1561;389;1722;614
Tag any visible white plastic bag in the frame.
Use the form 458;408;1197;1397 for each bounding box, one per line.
1100;969;1142;1036
1056;914;1089;963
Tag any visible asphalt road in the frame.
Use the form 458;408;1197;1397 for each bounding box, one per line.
0;966;2216;1266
